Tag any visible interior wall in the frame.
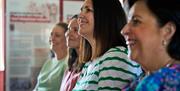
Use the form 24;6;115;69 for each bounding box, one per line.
0;0;4;90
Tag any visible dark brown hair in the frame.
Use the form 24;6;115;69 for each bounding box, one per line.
92;0;127;59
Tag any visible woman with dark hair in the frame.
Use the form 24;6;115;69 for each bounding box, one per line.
72;0;142;90
60;15;84;91
121;0;180;90
34;22;68;91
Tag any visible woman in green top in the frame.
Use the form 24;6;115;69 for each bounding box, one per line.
34;22;68;91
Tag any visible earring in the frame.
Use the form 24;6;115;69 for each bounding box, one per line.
162;40;167;46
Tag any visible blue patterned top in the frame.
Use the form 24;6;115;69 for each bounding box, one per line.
123;64;180;91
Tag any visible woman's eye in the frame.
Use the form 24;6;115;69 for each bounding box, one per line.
74;28;79;32
50;32;53;36
69;27;78;32
131;18;141;26
55;34;61;37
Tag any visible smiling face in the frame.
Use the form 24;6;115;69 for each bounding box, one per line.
49;25;66;51
78;0;94;41
65;18;81;49
121;1;167;68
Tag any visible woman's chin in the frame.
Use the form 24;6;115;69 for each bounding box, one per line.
128;52;138;62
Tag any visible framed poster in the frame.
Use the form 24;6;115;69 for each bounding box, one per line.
5;0;60;91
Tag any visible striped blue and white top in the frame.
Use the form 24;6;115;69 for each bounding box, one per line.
73;46;143;91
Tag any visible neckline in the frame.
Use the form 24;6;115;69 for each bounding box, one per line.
146;60;175;76
165;60;175;67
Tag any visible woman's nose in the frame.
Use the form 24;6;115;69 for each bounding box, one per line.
65;31;70;37
78;13;85;24
121;24;130;36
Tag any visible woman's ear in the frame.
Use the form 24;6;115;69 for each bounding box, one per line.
161;22;176;41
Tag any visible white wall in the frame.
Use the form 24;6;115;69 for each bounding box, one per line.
63;1;83;22
0;0;4;71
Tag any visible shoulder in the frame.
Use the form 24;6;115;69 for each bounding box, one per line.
104;46;128;57
99;46;127;61
155;64;180;79
137;65;180;90
157;65;180;82
98;46;140;69
107;46;128;54
41;58;53;68
146;65;180;81
95;46;142;77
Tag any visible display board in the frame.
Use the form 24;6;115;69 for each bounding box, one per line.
6;0;59;90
